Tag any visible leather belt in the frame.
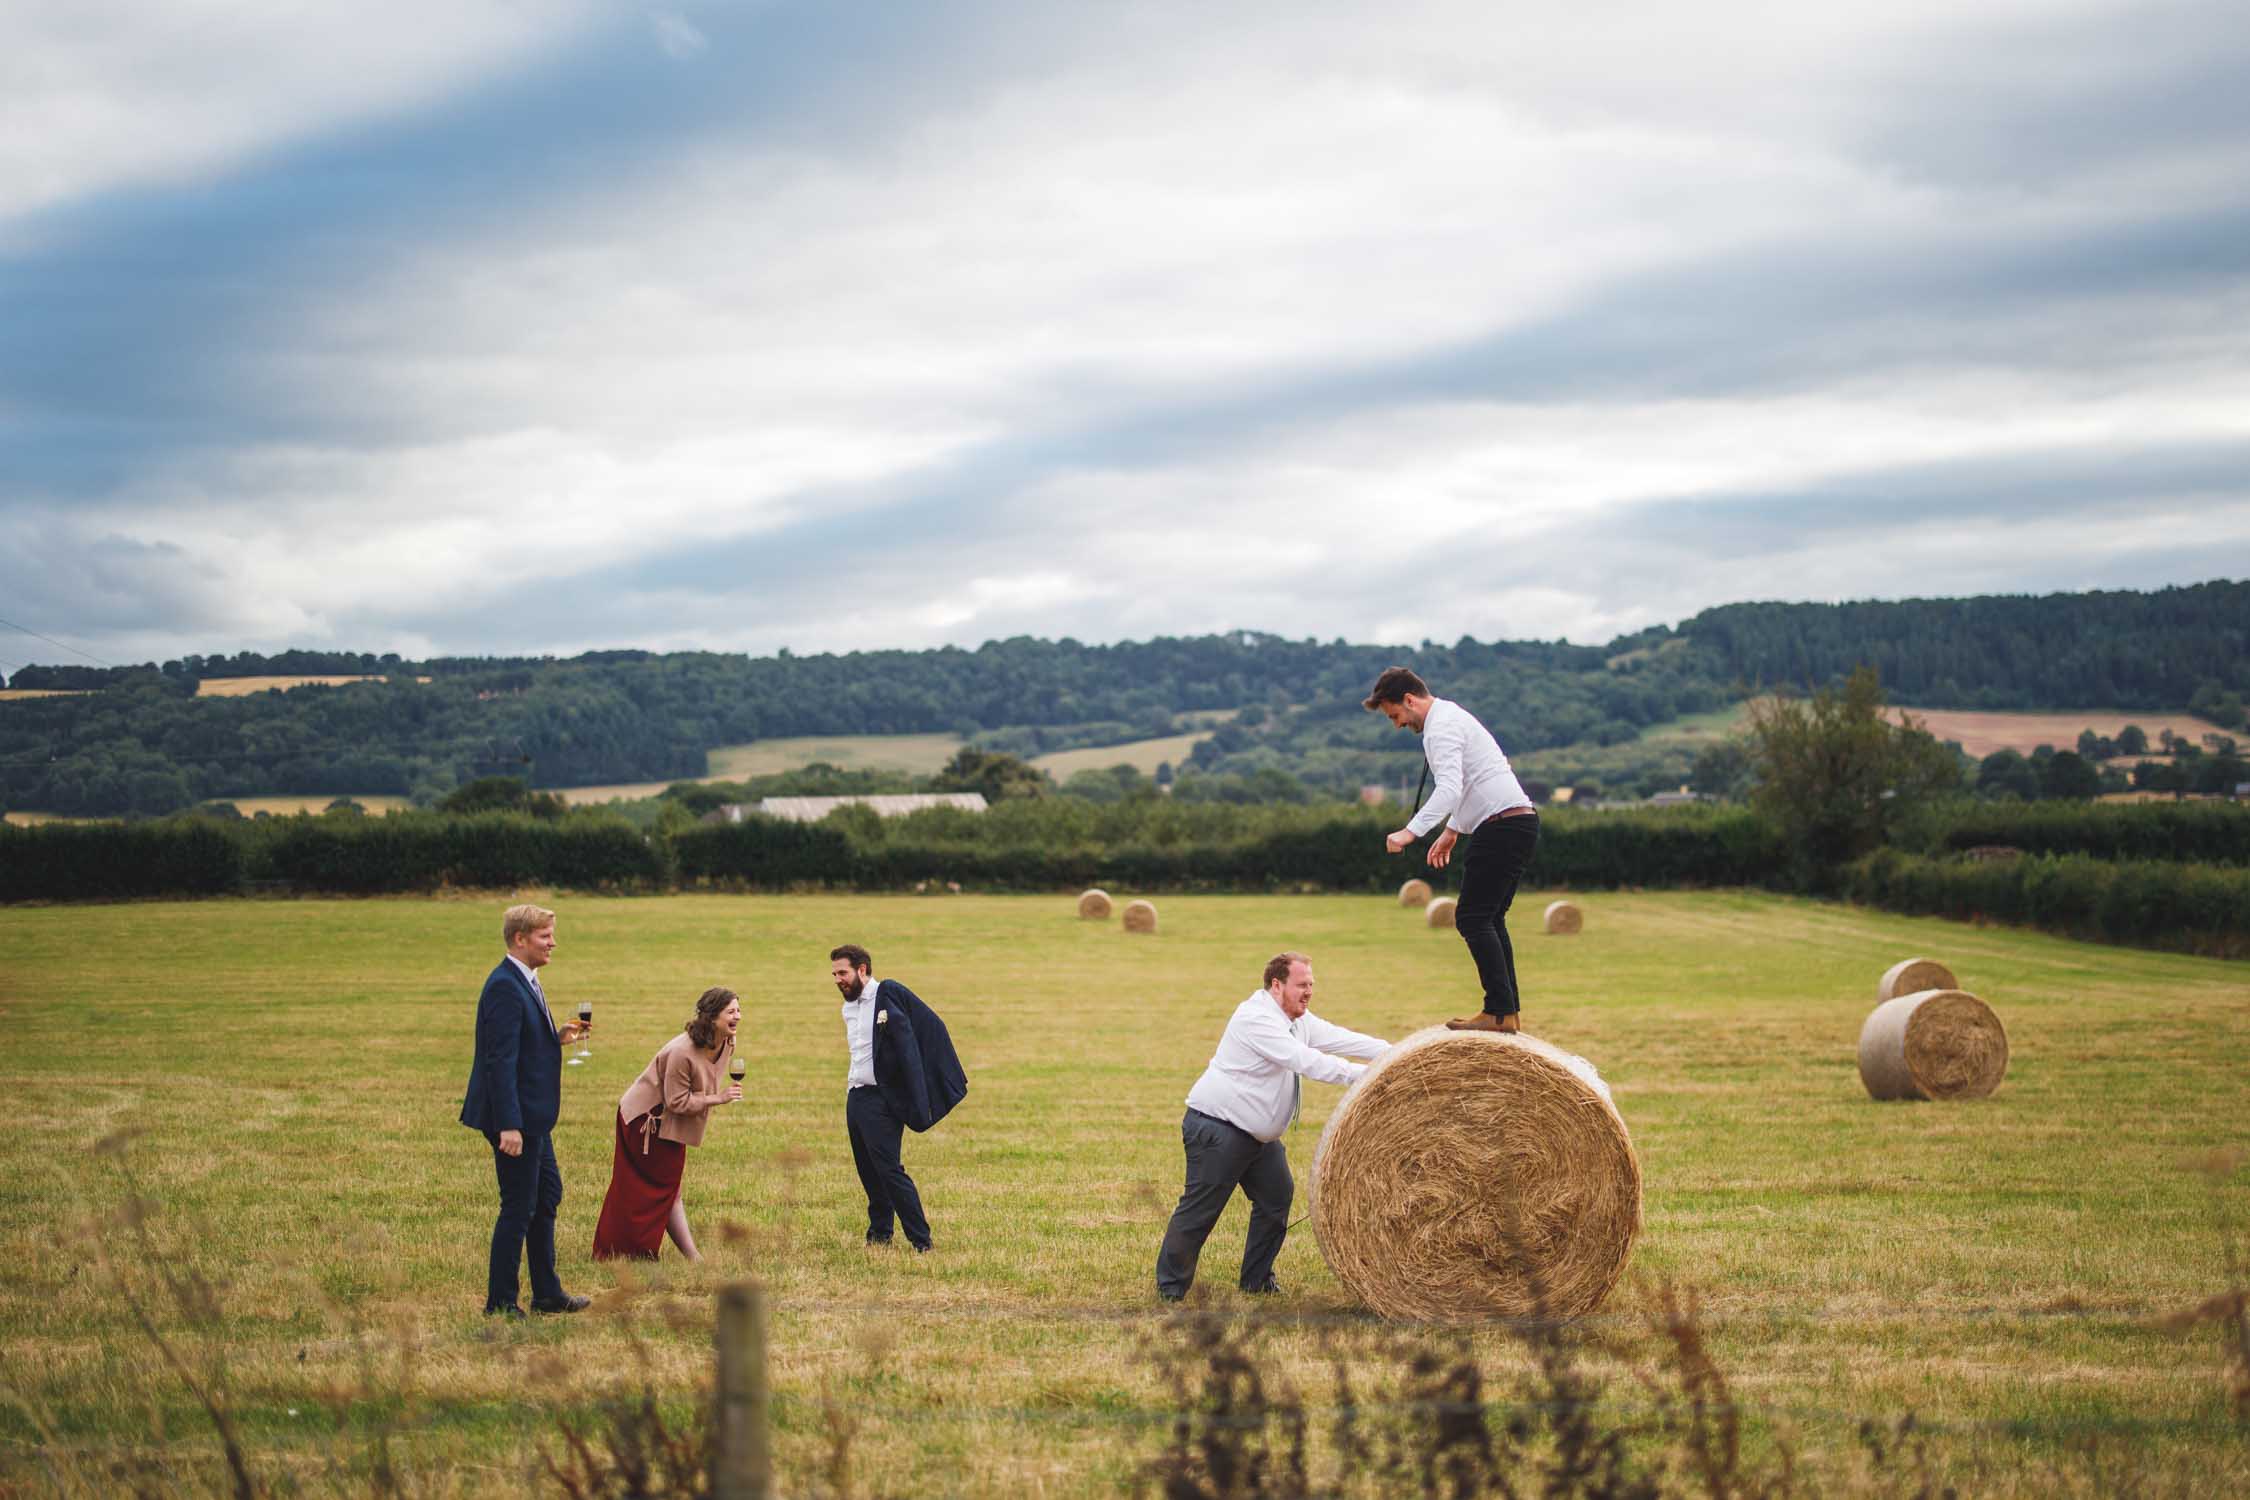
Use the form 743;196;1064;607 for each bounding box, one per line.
1480;806;1538;828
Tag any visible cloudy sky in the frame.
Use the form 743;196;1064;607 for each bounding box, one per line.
4;0;2248;673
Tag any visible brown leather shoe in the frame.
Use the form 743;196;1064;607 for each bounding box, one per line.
1445;1013;1521;1033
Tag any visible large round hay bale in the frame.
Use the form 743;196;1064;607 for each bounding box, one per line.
1856;989;2009;1101
1121;899;1159;934
1425;896;1457;929
1543;900;1582;935
1312;1028;1640;1323
1077;888;1113;920
1876;957;1956;1003
1398;878;1434;907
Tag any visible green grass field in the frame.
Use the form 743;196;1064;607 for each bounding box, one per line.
1;892;2244;1496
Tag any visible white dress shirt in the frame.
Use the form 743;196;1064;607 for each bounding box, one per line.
1405;697;1532;838
841;977;880;1088
1184;991;1389;1143
505;954;556;1035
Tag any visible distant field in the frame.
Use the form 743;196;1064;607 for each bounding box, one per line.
226;794;415;816
1032;728;1216;778
0;810;97;825
1887;707;2228;758
550;732;968;804
0;689;95;701
0;892;2242;1496
1630;704;1748;743
195;675;430;697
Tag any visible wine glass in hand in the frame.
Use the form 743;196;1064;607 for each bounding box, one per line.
573;1001;593;1063
727;1053;746;1101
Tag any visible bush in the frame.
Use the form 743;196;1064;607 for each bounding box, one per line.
1844;849;2250;957
0;818;245;901
1897;798;2250;865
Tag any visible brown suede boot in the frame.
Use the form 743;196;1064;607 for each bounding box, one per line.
1444;1013;1521;1033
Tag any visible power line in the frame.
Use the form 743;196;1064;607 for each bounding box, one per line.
0;615;118;669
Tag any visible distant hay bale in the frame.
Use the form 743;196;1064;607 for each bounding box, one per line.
1077;888;1113;920
1426;896;1457;929
1312;1028;1640;1323
1876;957;1958;1003
1857;989;2009;1101
1399;878;1434;907
1122;899;1159;934
1543;900;1583;935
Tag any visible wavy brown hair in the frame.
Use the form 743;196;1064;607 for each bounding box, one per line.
685;986;739;1051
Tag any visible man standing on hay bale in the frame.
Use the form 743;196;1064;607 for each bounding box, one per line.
1155;952;1388;1301
829;943;967;1254
1365;666;1539;1034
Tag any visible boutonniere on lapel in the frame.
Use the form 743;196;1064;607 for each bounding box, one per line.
877;1010;889;1025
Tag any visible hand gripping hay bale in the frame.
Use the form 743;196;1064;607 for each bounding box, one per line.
1425;896;1457;929
1856;989;2009;1101
1876;957;1956;1003
1121;898;1159;934
1543;900;1583;935
1077;888;1113;920
1399;878;1434;907
1311;1028;1640;1323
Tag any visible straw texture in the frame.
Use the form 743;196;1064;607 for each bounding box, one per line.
1543;900;1583;935
1311;1028;1640;1323
1425;896;1457;929
1122;899;1159;934
1876;957;1957;1003
1856;989;2010;1101
1399;878;1435;907
1077;888;1113;920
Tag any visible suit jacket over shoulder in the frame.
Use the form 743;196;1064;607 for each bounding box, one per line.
870;979;968;1133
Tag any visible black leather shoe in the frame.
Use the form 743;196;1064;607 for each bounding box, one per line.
530;1293;591;1314
910;1241;934;1254
1243;1279;1282;1296
486;1304;526;1320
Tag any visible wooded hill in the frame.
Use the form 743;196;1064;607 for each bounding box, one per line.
3;580;2242;817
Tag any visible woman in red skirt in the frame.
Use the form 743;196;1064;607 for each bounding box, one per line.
593;986;743;1261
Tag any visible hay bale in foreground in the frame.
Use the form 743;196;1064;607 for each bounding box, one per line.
1312;1028;1640;1323
1077;888;1113;920
1425;896;1457;929
1399;878;1434;907
1543;900;1583;935
1876;957;1956;1003
1122;899;1159;934
1857;989;2009;1101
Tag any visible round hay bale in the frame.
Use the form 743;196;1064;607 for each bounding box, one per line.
1856;989;2009;1101
1876;957;1957;1003
1543;900;1582;935
1398;878;1434;907
1121;898;1159;934
1311;1028;1640;1323
1425;896;1457;929
1077;888;1113;920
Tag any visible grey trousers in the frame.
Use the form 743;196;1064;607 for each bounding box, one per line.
1155;1108;1293;1298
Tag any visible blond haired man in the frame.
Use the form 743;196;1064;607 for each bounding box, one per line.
460;903;592;1317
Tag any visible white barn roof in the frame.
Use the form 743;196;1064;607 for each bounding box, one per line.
706;792;989;824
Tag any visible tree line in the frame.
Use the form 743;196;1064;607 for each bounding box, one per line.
3;580;2243;816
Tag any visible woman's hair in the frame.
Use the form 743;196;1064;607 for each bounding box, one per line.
685;986;739;1050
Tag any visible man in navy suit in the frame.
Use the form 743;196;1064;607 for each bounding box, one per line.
461;903;593;1317
828;943;967;1253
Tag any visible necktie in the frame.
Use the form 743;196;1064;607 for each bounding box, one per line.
532;973;556;1034
1290;1072;1301;1128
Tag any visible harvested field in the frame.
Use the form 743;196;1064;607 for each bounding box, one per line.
1884;707;2229;758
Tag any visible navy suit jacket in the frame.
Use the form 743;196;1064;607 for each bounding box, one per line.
459;958;563;1137
870;979;968;1134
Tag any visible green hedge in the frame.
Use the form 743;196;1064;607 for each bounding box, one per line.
0;819;245;901
253;813;668;892
1897;798;2250;865
1843;849;2250;957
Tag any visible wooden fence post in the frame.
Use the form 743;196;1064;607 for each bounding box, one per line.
712;1281;771;1500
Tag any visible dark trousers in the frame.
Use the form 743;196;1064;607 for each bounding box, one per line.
1456;811;1540;1017
485;1130;565;1312
846;1086;930;1248
1155;1108;1293;1298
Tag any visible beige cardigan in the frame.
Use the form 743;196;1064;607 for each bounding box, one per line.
616;1030;737;1148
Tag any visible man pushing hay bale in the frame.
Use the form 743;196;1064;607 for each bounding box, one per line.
1122;899;1159;934
1077;888;1113;920
1425;896;1456;929
1857;989;2008;1101
1543;900;1582;935
1311;1028;1639;1322
1876;957;1956;1002
1398;878;1434;907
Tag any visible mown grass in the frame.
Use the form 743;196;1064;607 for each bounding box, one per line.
0;890;2243;1496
